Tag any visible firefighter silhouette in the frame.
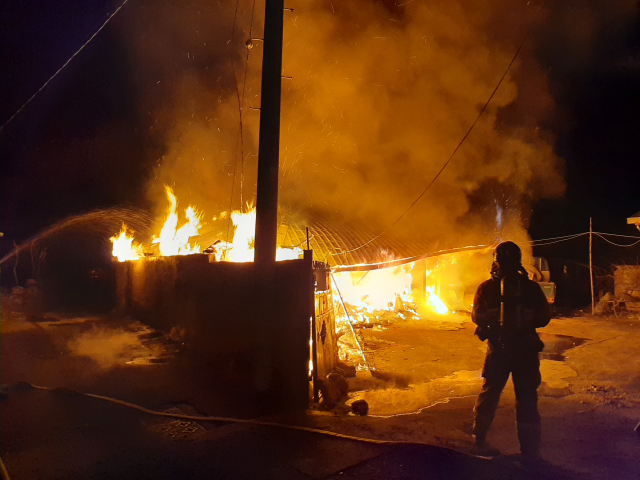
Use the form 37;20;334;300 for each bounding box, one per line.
472;241;551;458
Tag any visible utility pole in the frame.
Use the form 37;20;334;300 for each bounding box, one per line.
590;217;595;314
254;0;285;269
251;0;285;393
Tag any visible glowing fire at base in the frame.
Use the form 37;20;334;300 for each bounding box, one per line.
331;265;452;368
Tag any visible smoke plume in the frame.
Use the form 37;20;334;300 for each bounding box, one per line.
121;0;566;251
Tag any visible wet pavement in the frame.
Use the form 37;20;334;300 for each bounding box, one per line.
539;333;588;361
1;306;640;479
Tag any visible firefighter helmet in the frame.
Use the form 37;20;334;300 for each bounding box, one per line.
495;241;522;269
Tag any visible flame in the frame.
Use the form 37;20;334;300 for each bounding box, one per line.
110;187;301;262
110;224;142;262
426;286;449;314
151;186;202;256
331;264;449;323
223;207;257;262
220;206;302;262
332;266;414;312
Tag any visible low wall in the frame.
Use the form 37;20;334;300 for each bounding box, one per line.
114;254;313;411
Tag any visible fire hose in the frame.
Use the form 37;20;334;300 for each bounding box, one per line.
0;381;493;479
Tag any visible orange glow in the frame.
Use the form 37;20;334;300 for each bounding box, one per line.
331;264;450;319
110;187;301;262
151;186;202;256
426;286;449;314
110;224;142;262
218;206;302;262
332;266;414;313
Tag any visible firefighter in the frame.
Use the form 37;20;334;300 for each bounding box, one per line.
472;241;551;460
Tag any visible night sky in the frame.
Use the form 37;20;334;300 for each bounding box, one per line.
1;0;639;265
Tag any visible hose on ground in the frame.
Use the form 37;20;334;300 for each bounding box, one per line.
0;381;491;466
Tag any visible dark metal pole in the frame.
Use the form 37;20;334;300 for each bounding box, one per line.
254;0;285;268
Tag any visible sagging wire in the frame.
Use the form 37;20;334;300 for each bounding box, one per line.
330;273;373;375
594;234;640;248
526;231;640;247
328;0;549;259
594;231;640;240
328;230;633;269
0;0;131;133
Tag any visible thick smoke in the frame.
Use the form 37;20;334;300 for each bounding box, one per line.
121;0;566;251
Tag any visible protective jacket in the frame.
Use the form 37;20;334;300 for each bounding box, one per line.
472;268;551;352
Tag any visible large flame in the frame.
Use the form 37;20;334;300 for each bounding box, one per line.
110;187;301;262
331;263;452;370
332;265;450;317
223;207;257;262
216;206;302;262
332;267;414;313
110;224;142;262
152;186;202;256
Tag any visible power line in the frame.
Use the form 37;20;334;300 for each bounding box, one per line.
330;0;548;258
327;229;634;263
529;232;588;244
530;234;587;246
527;231;640;247
594;231;640;240
594;233;640;248
0;0;131;133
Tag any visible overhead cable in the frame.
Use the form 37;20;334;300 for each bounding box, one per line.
594;233;640;248
528;232;588;244
529;233;588;246
594;231;640;240
0;0;131;133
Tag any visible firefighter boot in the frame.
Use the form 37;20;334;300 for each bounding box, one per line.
517;420;541;461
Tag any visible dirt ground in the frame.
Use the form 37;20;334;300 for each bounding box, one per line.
1;300;639;479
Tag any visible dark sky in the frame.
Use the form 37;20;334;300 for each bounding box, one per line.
1;0;639;263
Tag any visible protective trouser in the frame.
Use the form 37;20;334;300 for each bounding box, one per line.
473;345;542;454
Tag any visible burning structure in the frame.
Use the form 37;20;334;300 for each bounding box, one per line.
110;186;498;408
3;0;567;412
